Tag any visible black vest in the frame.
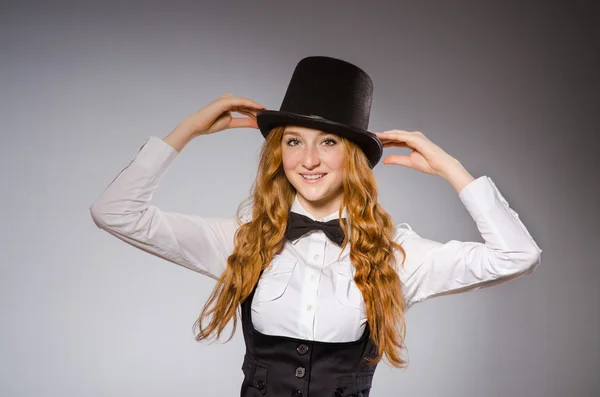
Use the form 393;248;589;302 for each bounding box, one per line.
239;278;380;397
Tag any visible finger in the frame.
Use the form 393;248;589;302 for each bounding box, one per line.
230;117;259;129
223;96;266;110
376;129;421;134
375;130;412;135
376;135;408;143
232;107;259;119
378;135;413;148
375;130;422;142
376;131;424;151
381;142;411;149
231;112;257;124
382;154;412;168
375;130;412;139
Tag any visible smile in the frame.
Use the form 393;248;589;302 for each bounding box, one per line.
300;173;326;183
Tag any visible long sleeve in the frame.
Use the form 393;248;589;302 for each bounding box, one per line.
395;175;542;309
89;136;239;280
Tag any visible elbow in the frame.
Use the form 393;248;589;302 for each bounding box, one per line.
89;203;148;233
491;245;542;277
519;246;542;275
89;204;107;229
89;202;117;230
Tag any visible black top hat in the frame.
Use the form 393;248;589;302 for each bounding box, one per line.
257;56;382;168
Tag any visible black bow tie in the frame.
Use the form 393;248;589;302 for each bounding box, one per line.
285;212;346;246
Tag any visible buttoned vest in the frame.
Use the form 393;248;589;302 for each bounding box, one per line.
239;274;380;397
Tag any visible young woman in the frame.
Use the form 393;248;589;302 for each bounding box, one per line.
90;56;542;397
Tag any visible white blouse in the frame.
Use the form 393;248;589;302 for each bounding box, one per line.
89;136;542;342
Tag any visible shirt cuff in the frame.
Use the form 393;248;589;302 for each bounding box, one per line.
458;175;508;214
132;136;179;173
457;174;542;255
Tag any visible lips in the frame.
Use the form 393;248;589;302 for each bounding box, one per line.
300;173;326;182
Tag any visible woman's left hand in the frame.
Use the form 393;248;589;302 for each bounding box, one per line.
374;130;460;177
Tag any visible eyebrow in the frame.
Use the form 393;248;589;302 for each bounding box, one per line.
283;130;333;137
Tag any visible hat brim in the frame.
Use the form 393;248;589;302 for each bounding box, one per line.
256;110;383;168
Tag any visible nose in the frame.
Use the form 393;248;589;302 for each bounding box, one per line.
301;144;321;169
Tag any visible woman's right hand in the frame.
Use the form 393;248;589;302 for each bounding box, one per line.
183;93;266;138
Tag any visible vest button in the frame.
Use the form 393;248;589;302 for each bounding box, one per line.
334;388;344;397
295;366;306;378
255;380;265;390
291;390;302;397
296;344;309;355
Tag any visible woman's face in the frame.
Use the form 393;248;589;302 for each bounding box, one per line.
281;125;345;218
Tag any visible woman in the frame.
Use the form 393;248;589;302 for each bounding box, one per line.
90;56;542;396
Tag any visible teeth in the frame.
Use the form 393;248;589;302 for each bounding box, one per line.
302;174;324;180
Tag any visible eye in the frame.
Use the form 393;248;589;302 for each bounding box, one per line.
285;137;337;146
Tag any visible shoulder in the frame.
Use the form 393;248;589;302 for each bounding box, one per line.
392;222;418;243
237;197;254;225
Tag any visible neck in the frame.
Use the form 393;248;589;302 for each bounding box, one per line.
296;193;343;220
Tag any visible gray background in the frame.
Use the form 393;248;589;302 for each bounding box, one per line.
2;0;598;396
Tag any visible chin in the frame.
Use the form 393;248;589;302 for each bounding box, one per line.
295;185;340;205
299;191;330;203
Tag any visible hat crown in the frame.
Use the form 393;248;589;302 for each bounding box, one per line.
279;56;373;129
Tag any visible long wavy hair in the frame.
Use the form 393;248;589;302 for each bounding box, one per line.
193;125;410;368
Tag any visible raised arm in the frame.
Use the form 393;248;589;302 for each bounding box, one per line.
89;94;265;279
395;176;542;309
89;135;240;279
